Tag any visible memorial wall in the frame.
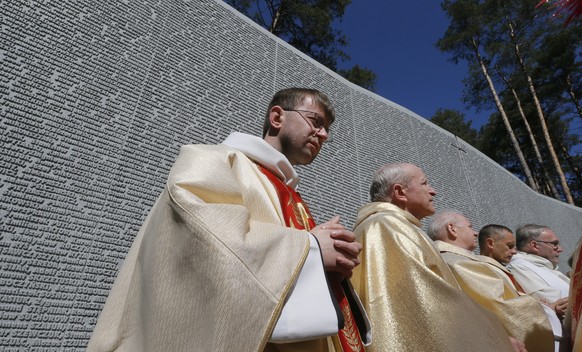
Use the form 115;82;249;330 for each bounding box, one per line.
1;0;581;349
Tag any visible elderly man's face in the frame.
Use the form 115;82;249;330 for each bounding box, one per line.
534;229;563;267
454;216;478;252
491;230;517;265
402;165;437;220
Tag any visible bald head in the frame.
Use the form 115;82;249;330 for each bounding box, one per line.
427;211;478;251
369;163;437;220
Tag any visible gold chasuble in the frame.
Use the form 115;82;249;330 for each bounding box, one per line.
435;240;554;352
258;165;365;352
567;240;582;351
351;202;514;352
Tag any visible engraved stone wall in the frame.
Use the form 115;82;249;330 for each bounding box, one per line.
1;0;581;349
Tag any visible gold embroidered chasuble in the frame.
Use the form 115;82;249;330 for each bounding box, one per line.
351;202;513;352
87;144;335;352
435;240;554;352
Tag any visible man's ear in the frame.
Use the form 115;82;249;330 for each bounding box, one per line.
447;222;456;239
530;240;540;254
486;237;495;250
392;184;406;202
269;106;284;132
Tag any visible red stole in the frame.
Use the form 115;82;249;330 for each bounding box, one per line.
258;165;364;352
506;271;526;294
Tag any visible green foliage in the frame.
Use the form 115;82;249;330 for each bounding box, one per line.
337;65;378;91
430;108;479;146
225;0;377;91
437;0;582;204
225;0;350;69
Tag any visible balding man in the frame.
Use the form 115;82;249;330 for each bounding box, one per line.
351;163;517;352
428;212;553;352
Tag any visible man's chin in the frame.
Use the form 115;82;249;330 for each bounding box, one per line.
295;155;317;165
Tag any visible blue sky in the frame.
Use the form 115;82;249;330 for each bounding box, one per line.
335;1;581;154
335;1;493;130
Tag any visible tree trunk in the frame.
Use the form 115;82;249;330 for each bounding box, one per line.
268;0;284;33
565;73;582;119
507;21;574;204
496;67;560;199
557;139;582;190
471;38;538;191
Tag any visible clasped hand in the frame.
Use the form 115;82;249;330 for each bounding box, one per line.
311;215;362;278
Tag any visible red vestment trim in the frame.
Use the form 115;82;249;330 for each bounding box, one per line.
258;165;364;352
572;244;582;345
506;271;526;294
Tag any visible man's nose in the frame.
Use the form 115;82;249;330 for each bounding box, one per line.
315;128;329;141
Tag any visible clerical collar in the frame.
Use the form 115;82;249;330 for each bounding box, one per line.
222;132;299;190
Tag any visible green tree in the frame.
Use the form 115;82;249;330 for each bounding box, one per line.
437;0;539;191
225;0;377;90
337;65;378;91
430;108;479;146
437;0;581;204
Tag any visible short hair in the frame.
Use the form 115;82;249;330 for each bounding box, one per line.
369;163;412;202
427;210;464;240
515;224;550;250
478;224;512;249
262;88;335;137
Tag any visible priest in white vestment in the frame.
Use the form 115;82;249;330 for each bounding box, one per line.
508;225;570;316
87;88;370;352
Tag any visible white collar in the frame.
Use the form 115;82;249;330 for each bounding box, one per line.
514;251;556;270
222;132;299;190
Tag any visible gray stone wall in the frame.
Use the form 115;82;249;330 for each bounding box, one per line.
1;0;580;349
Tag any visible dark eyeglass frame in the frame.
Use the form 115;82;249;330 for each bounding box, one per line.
533;240;561;250
284;109;332;137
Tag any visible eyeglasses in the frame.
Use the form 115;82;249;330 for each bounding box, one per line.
284;109;332;139
534;240;561;250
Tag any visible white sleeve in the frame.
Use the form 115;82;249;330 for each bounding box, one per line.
269;234;339;343
509;263;563;303
541;303;563;338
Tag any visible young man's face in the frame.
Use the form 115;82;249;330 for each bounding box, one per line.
491;230;517;265
278;96;331;165
402;164;437;220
